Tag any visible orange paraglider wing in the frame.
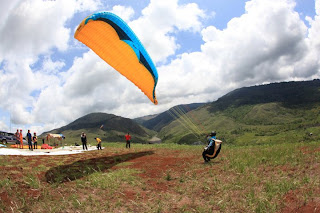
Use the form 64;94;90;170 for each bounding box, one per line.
74;12;158;104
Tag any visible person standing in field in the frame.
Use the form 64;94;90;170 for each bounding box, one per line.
95;137;102;150
81;132;88;150
26;130;33;151
15;129;20;148
125;133;131;148
33;132;38;149
19;129;23;149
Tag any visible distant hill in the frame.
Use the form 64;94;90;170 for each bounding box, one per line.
134;114;158;125
57;113;146;135
209;79;320;112
158;79;320;145
43;80;320;146
43;112;155;144
139;103;205;132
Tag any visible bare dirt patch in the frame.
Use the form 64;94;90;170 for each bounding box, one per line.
128;150;193;192
281;188;320;213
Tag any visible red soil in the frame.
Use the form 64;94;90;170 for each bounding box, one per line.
1;148;319;212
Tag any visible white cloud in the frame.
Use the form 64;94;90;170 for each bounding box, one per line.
0;0;21;30
0;0;101;62
10;103;33;125
157;0;320;104
0;0;101;129
1;1;67;61
0;120;9;132
207;0;307;81
40;56;66;75
316;0;320;15
111;5;135;22
129;0;206;63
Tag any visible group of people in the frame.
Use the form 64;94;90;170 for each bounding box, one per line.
14;128;219;163
80;132;132;150
80;130;220;163
14;129;38;151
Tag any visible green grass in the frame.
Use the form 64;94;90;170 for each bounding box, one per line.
0;178;12;190
0;141;319;212
85;168;141;190
24;173;41;189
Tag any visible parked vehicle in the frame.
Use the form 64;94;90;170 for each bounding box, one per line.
0;131;27;145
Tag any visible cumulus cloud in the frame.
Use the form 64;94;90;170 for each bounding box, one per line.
0;120;9;132
0;0;101;62
40;56;66;75
316;0;320;15
130;0;206;63
0;0;101;130
202;0;308;83
111;5;135;22
157;0;320;105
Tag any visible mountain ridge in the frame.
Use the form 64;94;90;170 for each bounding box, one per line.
158;79;320;144
209;79;320;112
138;103;205;131
43;79;320;145
42;112;154;144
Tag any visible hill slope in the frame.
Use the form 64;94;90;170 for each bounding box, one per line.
209;79;320;111
45;112;155;144
139;103;205;132
158;80;320;145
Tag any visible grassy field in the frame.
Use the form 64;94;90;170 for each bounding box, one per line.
0;141;319;212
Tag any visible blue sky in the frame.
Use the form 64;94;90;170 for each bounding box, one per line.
0;0;319;134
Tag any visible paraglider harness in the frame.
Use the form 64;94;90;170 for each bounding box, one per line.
202;137;222;162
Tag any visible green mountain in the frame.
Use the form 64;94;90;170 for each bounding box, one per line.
138;103;205;132
209;79;320;111
43;112;156;144
158;80;320;145
43;80;320;146
134;114;158;125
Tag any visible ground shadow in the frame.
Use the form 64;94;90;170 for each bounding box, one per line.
45;151;154;183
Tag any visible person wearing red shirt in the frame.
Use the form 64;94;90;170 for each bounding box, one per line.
125;133;131;148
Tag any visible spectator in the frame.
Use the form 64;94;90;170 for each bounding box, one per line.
33;132;38;149
26;130;33;151
125;133;131;148
80;132;88;150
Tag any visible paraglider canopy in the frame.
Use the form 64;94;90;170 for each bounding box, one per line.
74;12;158;104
